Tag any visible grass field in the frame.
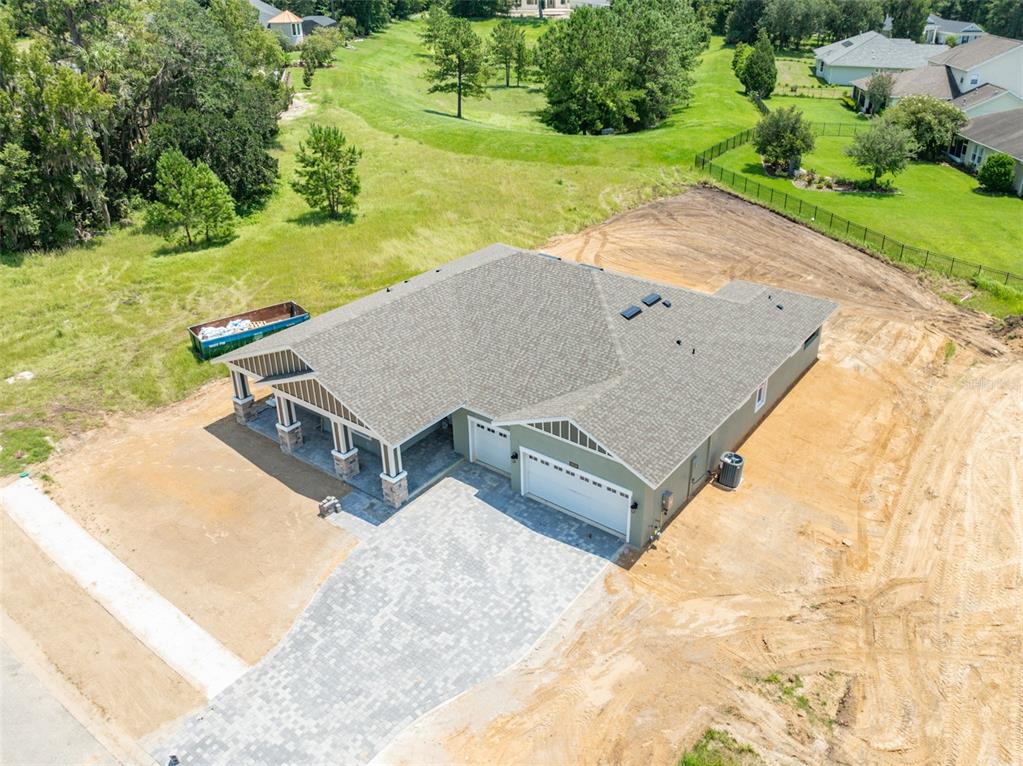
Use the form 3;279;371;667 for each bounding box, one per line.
1;25;760;470
714;135;1023;275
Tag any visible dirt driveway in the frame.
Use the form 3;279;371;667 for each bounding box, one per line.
375;188;1023;766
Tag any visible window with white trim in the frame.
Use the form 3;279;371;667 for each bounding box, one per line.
754;380;768;412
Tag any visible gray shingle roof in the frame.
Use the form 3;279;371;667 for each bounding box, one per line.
959;107;1023;160
926;14;983;35
223;246;836;486
246;0;282;27
815;32;945;70
928;34;1023;69
952;83;1008;110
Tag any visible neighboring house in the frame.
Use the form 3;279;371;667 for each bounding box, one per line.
850;34;1023;116
246;0;336;45
927;34;1023;100
814;32;946;85
851;65;1023;116
924;14;985;45
268;10;304;46
220;244;836;549
508;0;573;17
950;107;1023;196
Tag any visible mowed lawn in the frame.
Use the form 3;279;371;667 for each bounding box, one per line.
715;135;1023;275
1;26;760;466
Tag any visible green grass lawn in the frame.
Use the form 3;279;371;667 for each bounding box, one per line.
714;135;1023;276
1;26;761;468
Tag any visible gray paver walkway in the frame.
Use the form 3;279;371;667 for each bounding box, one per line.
150;463;620;766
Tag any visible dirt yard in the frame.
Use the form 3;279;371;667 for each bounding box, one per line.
376;187;1023;766
2;383;356;742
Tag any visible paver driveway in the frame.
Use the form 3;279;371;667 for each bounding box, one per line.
152;463;621;766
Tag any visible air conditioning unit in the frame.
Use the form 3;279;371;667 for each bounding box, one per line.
716;452;744;491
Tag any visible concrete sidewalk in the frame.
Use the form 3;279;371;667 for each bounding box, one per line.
1;478;247;698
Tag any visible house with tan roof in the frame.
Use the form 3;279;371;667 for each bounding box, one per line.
850;34;1023;116
246;0;337;47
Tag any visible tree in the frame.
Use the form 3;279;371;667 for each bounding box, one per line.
302;56;315;87
421;2;452;51
753;106;815;173
291;124;362;219
983;0;1023;39
731;41;752;85
0;144;41;252
739;28;777;98
864;71;894;113
536;0;705;134
330;0;392;35
844;119;917;186
885;94;967;159
450;0;511;18
888;0;929;40
822;0;884;41
425;17;490;119
514;37;531;86
945;33;956;46
725;0;764;43
301;26;342;69
976;153;1015;193
693;0;737;34
761;0;816;48
490;20;524;87
145;150;237;246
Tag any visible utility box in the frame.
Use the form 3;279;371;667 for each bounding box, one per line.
661;490;674;514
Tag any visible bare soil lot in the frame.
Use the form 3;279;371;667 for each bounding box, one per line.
378;188;1023;766
4;187;1019;764
3;383;356;740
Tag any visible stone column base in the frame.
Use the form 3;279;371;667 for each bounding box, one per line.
380;471;409;509
277;421;303;454
332;448;360;481
233;395;255;424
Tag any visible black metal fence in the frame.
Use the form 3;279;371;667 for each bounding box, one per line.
693;127;1023;291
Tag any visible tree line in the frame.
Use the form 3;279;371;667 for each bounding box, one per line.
422;0;707;135
1;0;290;252
705;0;1021;48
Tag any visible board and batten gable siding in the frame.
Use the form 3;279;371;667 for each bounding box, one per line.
645;326;825;540
526;420;612;456
274;378;370;430
231;349;309;378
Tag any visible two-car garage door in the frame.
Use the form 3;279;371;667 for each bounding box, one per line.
521;448;631;538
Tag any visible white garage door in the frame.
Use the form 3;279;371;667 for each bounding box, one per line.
470;418;512;474
521;449;630;538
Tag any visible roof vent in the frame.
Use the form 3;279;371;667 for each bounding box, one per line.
620;306;642;320
641;293;661;306
662;299;672;308
776;304;784;310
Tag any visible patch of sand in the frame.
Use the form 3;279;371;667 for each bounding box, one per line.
375;187;1022;766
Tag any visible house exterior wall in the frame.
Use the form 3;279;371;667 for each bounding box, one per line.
948;49;1023;97
645;328;823;544
820;63;904;86
446;329;825;549
269;21;303;46
963;90;1023;117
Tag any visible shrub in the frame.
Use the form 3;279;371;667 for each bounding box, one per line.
753;106;815;173
885;95;967;160
976;153;1016;193
971;275;1023;301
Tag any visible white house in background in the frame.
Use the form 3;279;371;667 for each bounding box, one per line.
813;32;946;85
267;9;304;46
924;14;985;45
950;107;1023;196
849;34;1023;116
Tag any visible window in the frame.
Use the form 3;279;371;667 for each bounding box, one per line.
754;381;768;412
291;23;299;36
970;145;985;167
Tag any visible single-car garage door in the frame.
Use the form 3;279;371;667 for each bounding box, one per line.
521;448;631;538
469;417;512;474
